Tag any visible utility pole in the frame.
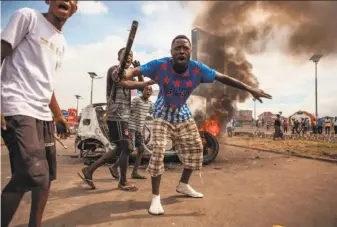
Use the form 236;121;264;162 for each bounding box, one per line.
309;54;323;119
88;72;103;104
253;98;256;122
75;95;82;115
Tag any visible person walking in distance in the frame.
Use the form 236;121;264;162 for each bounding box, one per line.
1;1;77;226
109;85;154;180
119;35;272;215
274;114;284;140
324;118;331;135
317;118;323;134
77;48;155;191
312;118;317;134
283;119;288;134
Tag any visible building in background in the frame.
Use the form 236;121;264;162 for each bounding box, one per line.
235;110;253;122
258;111;287;124
191;27;225;93
258;111;274;123
191;28;237;122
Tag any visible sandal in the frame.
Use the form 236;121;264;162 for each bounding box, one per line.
77;168;96;190
131;173;147;179
118;182;138;192
109;166;119;179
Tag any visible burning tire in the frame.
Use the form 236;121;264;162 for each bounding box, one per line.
200;130;219;165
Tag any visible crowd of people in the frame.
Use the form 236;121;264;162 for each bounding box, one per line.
281;117;337;136
273;115;337;140
0;1;272;226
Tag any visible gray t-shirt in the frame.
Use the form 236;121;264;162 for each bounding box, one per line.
106;65;132;122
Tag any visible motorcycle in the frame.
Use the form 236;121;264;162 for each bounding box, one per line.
75;100;220;165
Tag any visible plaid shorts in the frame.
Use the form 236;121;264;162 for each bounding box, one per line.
147;118;203;177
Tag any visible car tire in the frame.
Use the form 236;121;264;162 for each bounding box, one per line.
200;131;219;165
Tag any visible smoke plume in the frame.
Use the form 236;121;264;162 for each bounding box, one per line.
191;1;337;128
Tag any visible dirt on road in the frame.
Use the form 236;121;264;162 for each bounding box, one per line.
224;136;337;160
1;137;337;227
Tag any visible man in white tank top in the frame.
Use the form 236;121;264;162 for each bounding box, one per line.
1;1;77;226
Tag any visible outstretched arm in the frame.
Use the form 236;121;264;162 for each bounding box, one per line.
214;71;272;103
124;59;162;81
108;66;155;89
215;71;251;92
119;79;155;89
125;67;143;80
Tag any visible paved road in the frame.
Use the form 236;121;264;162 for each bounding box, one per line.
1;138;337;227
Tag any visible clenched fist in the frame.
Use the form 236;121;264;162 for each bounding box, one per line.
111;66;125;83
132;60;141;67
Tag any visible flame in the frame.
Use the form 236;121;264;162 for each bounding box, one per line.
199;115;221;137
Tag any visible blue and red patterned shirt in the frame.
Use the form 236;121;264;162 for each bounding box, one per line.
139;57;216;123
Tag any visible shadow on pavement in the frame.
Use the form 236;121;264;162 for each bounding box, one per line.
48;186;118;202
15;196;204;227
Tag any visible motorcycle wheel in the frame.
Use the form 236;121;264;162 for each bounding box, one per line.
200;131;219;165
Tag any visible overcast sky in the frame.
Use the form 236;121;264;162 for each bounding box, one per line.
1;1;336;118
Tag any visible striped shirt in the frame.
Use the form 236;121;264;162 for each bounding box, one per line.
106;65;132;122
152;96;192;123
129;96;153;132
139;57;216;123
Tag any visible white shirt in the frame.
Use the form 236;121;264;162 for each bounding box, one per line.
1;8;67;121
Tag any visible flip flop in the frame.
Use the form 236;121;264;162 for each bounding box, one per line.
131;173;147;179
118;183;138;192
77;170;96;190
108;166;119;179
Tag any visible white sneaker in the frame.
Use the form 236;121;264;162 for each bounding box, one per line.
148;194;164;215
176;182;204;198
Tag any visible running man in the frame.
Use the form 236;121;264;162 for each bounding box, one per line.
78;48;155;191
113;35;272;215
1;1;77;226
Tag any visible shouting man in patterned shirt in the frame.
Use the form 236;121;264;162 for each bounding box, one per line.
112;35;272;215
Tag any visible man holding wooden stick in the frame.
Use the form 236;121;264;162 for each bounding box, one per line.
78;48;154;191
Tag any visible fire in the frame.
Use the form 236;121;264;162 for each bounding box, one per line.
199;115;221;137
